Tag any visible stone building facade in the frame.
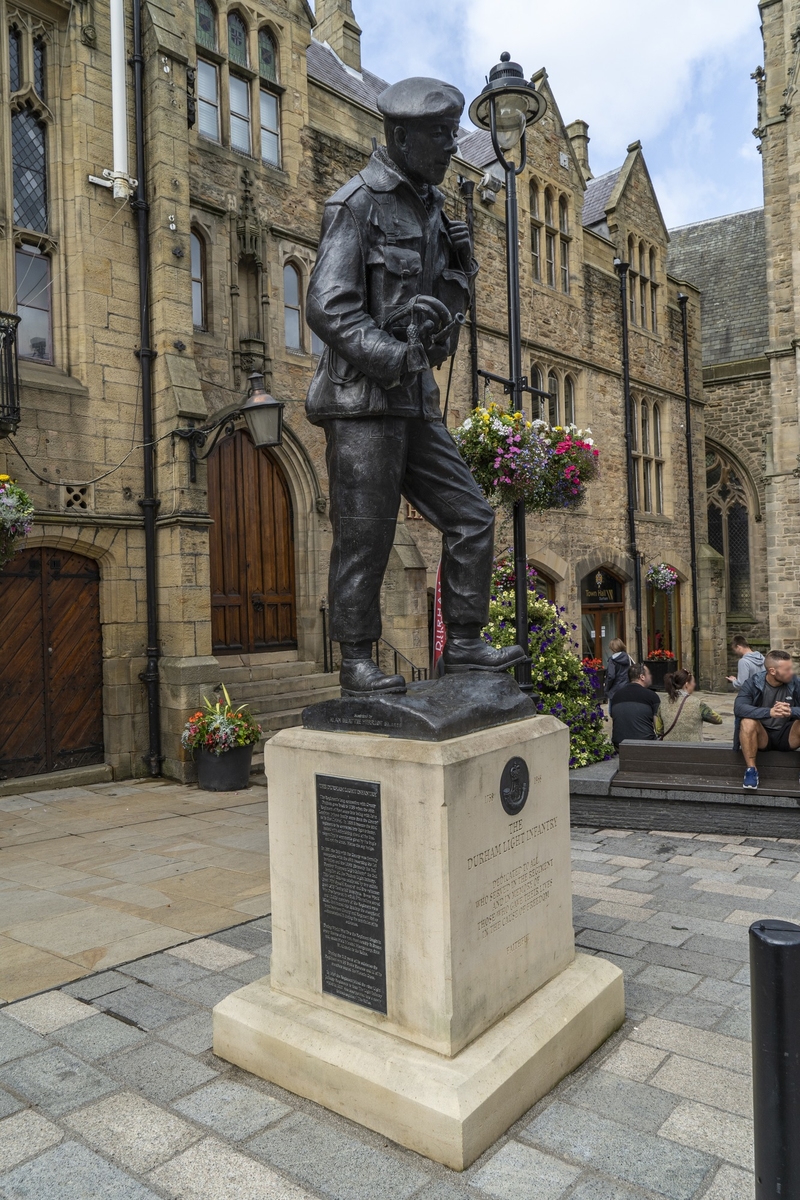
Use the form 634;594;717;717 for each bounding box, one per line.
667;0;800;671
0;0;711;783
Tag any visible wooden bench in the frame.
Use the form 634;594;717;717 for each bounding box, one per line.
615;741;800;798
568;740;800;837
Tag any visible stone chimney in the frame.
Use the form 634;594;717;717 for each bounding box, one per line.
566;119;593;182
314;0;362;73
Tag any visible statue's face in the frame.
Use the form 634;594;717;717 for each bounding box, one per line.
389;119;460;185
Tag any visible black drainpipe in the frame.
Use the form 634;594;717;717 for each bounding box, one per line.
458;177;480;409
131;0;162;776
615;259;644;663
678;293;701;678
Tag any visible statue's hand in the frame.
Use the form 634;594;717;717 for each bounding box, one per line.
413;296;452;344
426;344;450;369
447;220;473;270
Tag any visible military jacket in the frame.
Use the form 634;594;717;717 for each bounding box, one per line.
305;148;476;424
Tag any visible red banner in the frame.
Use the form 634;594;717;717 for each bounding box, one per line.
432;559;446;673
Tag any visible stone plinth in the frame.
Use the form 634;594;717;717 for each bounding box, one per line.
213;714;624;1169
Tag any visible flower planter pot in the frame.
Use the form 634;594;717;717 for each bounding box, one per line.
195;743;254;791
645;660;676;692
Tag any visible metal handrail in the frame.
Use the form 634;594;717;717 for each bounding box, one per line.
374;637;429;682
319;601;428;682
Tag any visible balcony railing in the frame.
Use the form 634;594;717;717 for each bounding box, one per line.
0;312;21;438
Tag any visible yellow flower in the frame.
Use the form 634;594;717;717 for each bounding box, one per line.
0;475;9;482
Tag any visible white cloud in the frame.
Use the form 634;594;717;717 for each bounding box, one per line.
346;0;764;225
462;0;759;158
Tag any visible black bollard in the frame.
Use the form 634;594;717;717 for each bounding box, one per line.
750;919;800;1198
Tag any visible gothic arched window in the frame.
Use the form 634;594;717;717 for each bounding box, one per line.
227;12;248;66
706;447;752;613
283;262;302;351
195;0;217;51
259;28;277;82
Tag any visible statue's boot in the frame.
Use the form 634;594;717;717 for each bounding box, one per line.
443;636;529;674
339;656;407;698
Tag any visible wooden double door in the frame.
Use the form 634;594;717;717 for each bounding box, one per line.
208;429;297;655
0;548;104;779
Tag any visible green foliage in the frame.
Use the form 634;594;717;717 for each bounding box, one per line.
484;559;614;768
181;684;262;756
0;475;34;569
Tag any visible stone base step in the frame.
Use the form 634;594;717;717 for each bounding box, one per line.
0;762;114;798
226;672;339;703
217;659;317;687
252;685;341;720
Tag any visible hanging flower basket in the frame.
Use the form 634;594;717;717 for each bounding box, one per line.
451;403;600;512
0;475;34;570
646;562;679;592
181;684;262;791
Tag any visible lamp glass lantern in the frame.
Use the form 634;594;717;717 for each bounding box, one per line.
468;53;547;160
241;370;284;447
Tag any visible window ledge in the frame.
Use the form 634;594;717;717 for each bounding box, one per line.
634;510;672;525
19;361;88;397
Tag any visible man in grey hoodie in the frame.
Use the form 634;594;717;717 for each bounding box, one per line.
727;636;765;689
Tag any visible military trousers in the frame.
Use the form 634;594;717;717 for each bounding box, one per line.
323;416;495;644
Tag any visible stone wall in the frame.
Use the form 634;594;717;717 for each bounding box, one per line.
0;0;710;781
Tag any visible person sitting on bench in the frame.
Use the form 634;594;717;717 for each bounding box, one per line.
610;662;661;752
734;648;800;789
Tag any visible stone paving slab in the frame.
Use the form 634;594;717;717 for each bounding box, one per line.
0;820;782;1199
0;780;271;1001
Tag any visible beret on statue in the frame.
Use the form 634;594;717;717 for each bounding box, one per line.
377;77;465;122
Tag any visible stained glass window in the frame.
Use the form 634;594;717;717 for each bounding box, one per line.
195;0;216;51
9;27;21;91
227;12;247;66
259;29;277;81
33;38;45;98
12;110;47;232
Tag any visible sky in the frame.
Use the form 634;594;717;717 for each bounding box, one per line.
336;0;765;229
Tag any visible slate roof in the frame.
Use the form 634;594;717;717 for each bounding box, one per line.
667;208;768;366
582;168;621;228
306;39;389;112
455;129;496;169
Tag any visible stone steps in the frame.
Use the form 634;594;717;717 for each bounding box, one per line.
227;672;339;703
251;683;341;719
217;654;315;687
212;654;340;773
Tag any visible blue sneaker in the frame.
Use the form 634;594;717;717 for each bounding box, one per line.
743;767;759;790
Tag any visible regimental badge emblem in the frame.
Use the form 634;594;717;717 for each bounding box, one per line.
500;756;530;815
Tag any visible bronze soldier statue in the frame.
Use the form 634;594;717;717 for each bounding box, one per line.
306;76;528;696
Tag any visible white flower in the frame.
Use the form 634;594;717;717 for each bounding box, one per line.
462;419;472;430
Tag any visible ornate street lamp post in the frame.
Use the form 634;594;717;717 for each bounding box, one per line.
469;55;548;689
173;370;285;482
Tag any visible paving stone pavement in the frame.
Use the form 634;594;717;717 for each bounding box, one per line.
0;823;788;1199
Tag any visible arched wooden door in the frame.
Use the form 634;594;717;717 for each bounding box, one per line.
0;548;104;780
208;429;297;655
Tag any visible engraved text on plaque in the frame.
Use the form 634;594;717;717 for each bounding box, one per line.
316;774;386;1013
